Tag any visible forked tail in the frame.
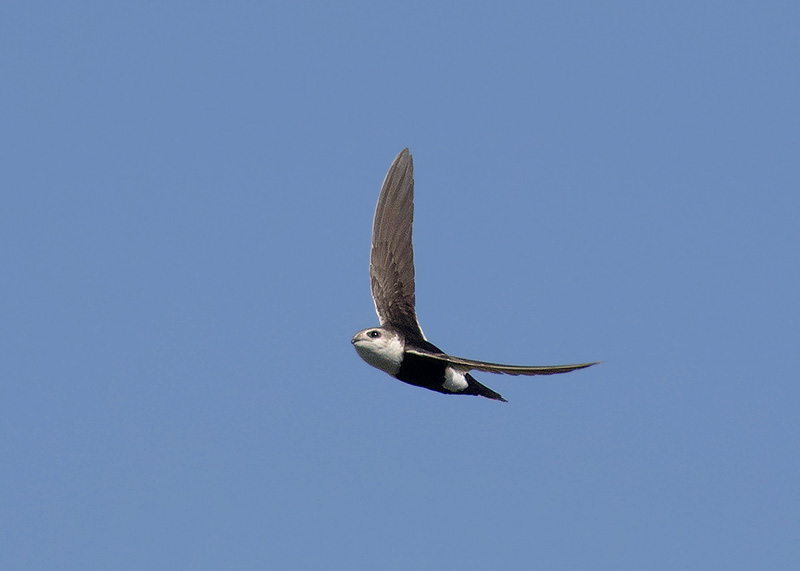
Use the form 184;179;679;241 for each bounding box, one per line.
465;373;508;402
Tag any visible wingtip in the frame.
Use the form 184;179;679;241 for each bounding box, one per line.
388;148;413;172
570;361;602;372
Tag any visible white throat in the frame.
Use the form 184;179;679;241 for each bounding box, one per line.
353;334;404;376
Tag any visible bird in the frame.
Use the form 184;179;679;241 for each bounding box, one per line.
351;148;598;402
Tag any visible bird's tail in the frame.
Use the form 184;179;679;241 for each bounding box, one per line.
466;373;508;402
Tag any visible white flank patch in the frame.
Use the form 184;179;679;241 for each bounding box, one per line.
443;367;468;392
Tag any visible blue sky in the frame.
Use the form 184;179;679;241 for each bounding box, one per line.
3;1;798;569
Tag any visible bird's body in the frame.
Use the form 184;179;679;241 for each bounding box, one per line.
352;149;597;402
352;327;507;400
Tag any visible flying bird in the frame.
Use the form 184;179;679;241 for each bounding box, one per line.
352;148;598;402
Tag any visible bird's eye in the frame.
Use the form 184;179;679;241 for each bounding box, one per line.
367;330;381;339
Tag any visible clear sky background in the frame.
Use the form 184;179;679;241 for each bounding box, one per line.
3;2;798;569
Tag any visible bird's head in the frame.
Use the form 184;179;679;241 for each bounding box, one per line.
351;327;404;375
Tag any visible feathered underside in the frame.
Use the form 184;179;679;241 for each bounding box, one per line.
369;148;426;343
404;347;600;376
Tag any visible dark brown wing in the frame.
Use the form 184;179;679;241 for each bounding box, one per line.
369;149;425;342
404;347;599;376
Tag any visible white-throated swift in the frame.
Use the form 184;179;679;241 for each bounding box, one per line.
352;148;598;402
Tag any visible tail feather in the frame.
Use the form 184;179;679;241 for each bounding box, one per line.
465;373;507;402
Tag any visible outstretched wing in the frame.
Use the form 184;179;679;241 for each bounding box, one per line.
405;347;599;376
370;148;425;342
